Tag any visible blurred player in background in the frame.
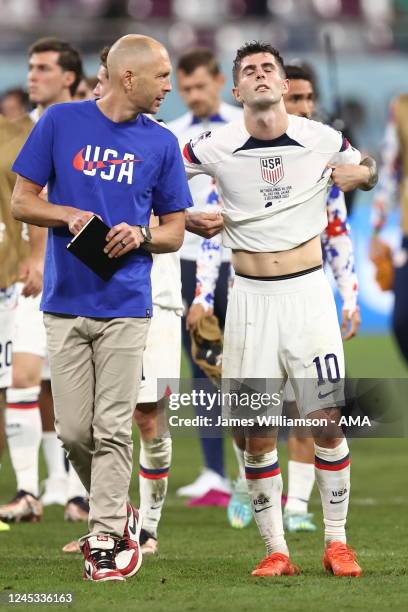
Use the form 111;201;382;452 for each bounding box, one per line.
0;88;30;121
73;76;98;101
0;112;40;532
0;37;88;525
169;49;241;504
370;95;408;365
184;41;377;577
188;63;361;533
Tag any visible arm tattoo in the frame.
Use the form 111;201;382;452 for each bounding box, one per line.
360;157;378;191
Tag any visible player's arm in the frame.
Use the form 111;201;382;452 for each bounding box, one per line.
369;101;401;260
187;233;223;331
323;188;360;340
19;223;47;298
183;132;224;238
329;155;378;192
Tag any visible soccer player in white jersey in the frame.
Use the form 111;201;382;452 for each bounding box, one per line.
0;38;87;524
183;42;377;577
169;49;242;502
188;64;361;533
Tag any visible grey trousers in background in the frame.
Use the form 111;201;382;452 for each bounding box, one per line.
43;313;150;544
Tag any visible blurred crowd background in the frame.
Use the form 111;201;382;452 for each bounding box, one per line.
1;0;408;334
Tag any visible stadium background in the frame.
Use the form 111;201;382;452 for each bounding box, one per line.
0;1;407;610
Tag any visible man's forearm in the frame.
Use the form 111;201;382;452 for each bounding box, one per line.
12;189;70;227
359;157;378;191
143;213;185;254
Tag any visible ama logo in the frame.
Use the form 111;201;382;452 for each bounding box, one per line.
72;145;142;184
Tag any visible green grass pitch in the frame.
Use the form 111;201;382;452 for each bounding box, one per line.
0;334;407;611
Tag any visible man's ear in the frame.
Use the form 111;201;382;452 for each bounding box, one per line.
63;70;76;92
215;72;226;90
123;70;133;92
232;86;242;104
281;78;290;95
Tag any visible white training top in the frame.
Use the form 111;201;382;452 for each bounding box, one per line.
183;114;361;252
168;102;242;260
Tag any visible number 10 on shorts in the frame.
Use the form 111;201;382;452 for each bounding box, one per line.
313;353;340;386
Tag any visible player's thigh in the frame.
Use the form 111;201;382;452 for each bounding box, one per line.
0;286;18;390
43;313;94;440
284;273;345;417
222;280;283;381
11;352;43;388
138;308;181;405
13;288;46;358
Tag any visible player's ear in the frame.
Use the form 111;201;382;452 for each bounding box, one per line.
215;72;225;89
281;78;290;95
232;86;241;103
63;70;76;92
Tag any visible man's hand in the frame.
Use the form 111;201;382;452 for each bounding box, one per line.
329;164;370;192
341;307;361;340
65;208;95;235
369;235;390;262
19;257;43;297
186;211;223;238
104;223;144;258
186;303;212;332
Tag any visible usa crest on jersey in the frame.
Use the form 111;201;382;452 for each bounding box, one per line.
260;156;284;186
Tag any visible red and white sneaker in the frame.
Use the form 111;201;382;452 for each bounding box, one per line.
81;535;124;582
115;504;143;578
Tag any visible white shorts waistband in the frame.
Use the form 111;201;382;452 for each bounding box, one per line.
233;267;327;296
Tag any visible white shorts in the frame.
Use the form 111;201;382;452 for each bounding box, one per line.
0;285;19;388
222;268;344;417
137;306;181;404
13;285;50;379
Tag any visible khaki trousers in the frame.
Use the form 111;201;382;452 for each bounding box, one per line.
43;313;150;543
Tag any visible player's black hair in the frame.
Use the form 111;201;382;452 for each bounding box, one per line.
28;37;83;97
232;41;285;86
284;65;313;83
177;48;221;77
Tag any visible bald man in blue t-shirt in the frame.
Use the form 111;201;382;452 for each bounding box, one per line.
12;34;192;583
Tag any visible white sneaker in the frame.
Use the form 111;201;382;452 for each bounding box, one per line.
176;469;231;498
41;476;68;506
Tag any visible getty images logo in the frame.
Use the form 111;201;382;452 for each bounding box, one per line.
72;145;143;184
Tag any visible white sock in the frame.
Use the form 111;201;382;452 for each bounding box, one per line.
42;431;67;481
67;462;88;500
6;386;42;497
285;460;315;515
315;438;350;545
245;449;288;556
139;436;172;538
232;439;245;480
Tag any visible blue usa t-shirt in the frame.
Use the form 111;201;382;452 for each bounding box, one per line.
13;100;192;317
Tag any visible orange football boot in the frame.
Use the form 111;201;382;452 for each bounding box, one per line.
323;541;362;577
251;552;301;577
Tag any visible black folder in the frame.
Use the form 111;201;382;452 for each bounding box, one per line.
66;215;122;281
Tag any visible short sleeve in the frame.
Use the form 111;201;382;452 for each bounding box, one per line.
329;135;362;166
152;135;193;216
183;130;216;178
12;108;55;186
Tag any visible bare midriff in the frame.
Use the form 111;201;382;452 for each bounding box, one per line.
231;235;322;277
